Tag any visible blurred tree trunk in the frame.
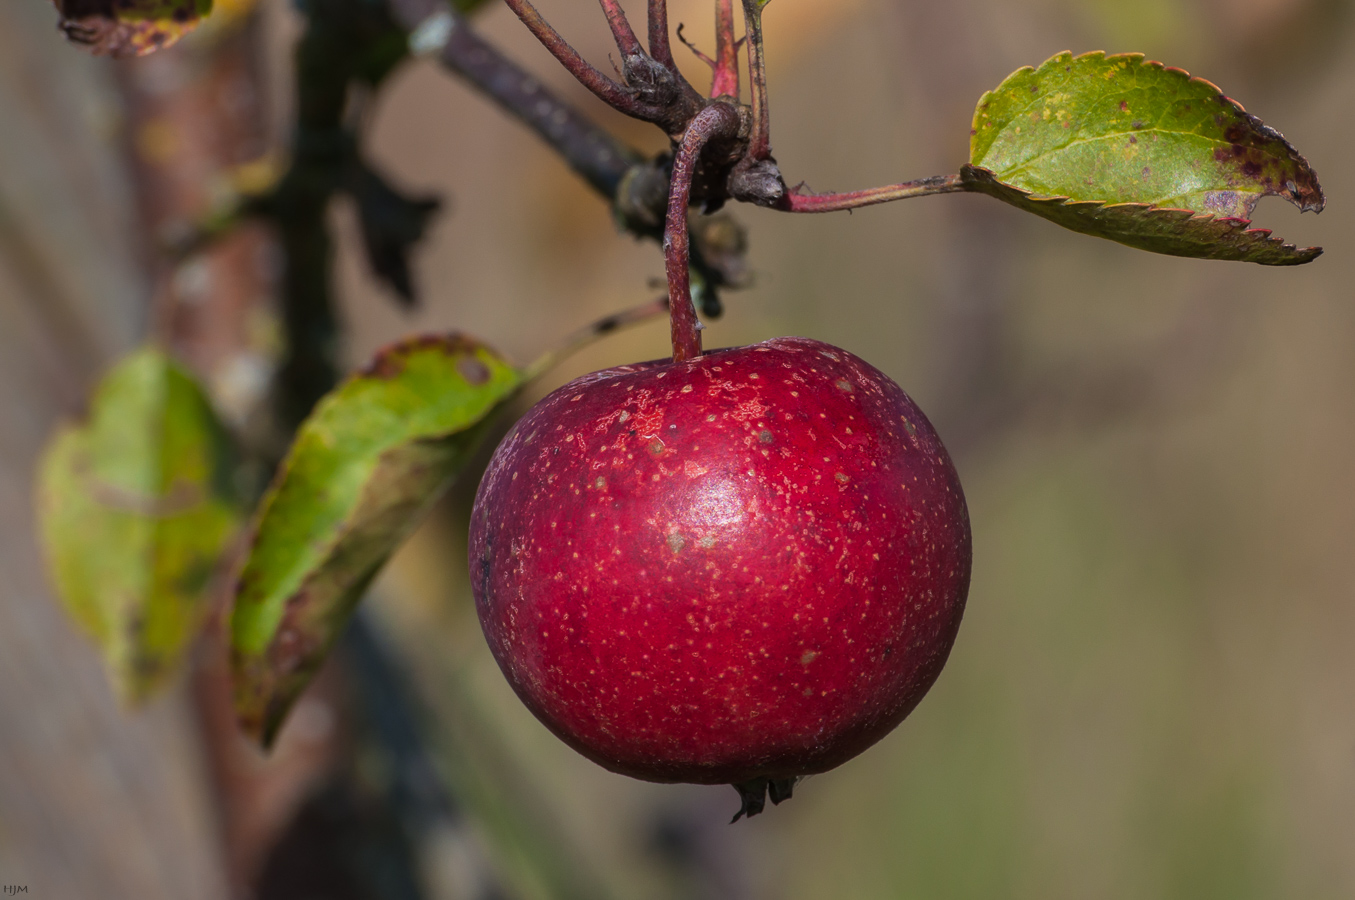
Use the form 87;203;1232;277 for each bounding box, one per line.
0;2;341;897
0;4;232;899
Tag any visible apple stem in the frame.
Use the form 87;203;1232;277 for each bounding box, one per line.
739;0;772;160
782;175;967;212
665;103;741;362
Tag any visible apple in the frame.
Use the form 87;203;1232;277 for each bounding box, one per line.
469;336;970;819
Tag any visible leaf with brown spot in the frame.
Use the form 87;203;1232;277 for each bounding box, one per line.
960;166;1321;265
230;334;522;746
36;347;242;704
53;0;213;58
966;51;1323;264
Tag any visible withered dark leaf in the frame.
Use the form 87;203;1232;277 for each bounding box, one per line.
53;0;213;58
345;161;442;308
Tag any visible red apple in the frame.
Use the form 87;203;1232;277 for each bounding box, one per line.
469;336;970;818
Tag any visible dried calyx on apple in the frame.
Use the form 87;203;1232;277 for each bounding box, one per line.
469;0;972;821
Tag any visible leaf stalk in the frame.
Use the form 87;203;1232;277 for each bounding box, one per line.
739;0;771;159
784;175;967;212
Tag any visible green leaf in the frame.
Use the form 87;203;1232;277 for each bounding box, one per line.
967;51;1324;264
959;166;1320;266
231;334;522;746
54;0;214;57
36;347;242;704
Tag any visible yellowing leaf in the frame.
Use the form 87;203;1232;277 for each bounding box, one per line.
36;347;241;703
231;334;522;746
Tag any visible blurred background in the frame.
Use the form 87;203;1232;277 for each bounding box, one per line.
1;0;1352;897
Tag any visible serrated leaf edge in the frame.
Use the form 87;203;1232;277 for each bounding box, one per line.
960;164;1322;265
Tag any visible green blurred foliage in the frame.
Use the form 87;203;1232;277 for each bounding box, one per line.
36;347;241;704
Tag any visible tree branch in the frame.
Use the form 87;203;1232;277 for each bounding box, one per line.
391;0;641;198
388;0;748;313
647;0;676;69
598;0;644;59
498;0;653;118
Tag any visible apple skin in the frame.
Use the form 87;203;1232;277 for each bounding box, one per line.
469;336;970;790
